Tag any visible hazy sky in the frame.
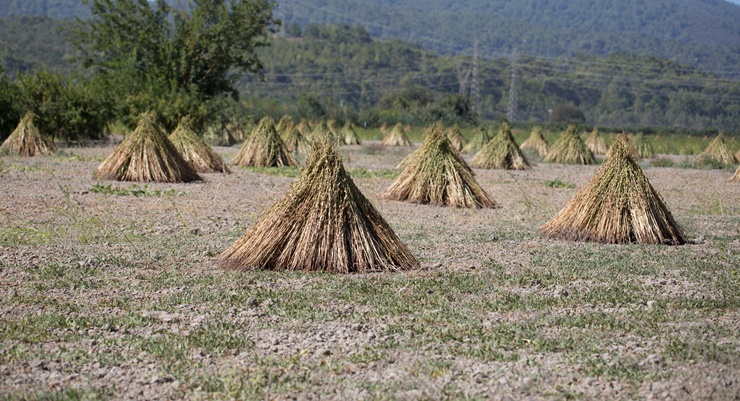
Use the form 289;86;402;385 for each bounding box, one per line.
728;0;740;5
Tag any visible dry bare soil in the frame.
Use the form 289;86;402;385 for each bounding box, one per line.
1;142;738;400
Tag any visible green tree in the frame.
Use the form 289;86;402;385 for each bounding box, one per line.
67;0;279;128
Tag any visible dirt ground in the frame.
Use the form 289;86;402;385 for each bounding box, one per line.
1;141;738;400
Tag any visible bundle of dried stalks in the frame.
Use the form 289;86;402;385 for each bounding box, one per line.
697;133;737;166
735;149;740;161
275;115;294;134
544;125;595;165
382;122;497;208
606;133;640;160
96;111;200;182
342;121;362;145
168;117;229;173
311;120;341;145
446;126;467;151
283;123;311;154
519;126;548;157
462;126;492;153
220;140;419;273
632;133;654;159
232;117;297;167
203;124;236;146
1;112;56;157
584;128;608;155
540;139;685;245
471;122;530;170
731;165;740;183
381;123;413;147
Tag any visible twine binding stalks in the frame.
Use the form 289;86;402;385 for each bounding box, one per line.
232;116;297;167
584;128;608;155
462;126;492;153
96;111;200;183
540;139;685;245
446;125;467;152
520;126;548;157
697;132;737;166
220;140;419;273
342;121;362;145
471;121;530;170
544;125;595;165
1;111;55;157
382;122;498;208
168;117;229;173
381;123;413;147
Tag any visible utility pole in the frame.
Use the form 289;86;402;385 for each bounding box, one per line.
470;40;480;113
507;50;519;122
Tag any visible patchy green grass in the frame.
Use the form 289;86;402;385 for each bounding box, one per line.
543;179;576;189
89;183;186;197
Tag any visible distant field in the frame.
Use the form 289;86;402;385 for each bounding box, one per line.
0;136;738;400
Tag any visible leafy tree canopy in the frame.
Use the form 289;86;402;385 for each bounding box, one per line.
66;0;279;128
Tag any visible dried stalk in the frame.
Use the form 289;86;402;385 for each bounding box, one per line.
96;111;200;183
462;126;492;154
1;112;55;157
471;122;530;170
382;122;498;208
540;139;685;245
381;123;413;147
220;140;419;273
168;117;229;173
232;116;297;167
544;125;595;165
342;121;362;145
584;128;608;155
520;126;548;157
446;125;467;152
697;132;737;166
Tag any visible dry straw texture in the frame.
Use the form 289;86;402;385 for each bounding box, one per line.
311;120;342;146
203;124;236;146
471;122;530;170
381;123;413;147
275;115;294;134
544;125;595;165
342;121;362;145
540;139;685;245
462;126;492;153
382;122;498;208
446;126;467;151
606;133;640;160
697;133;737;166
731;165;740;183
220;140;419;273
632;133;655;159
283;123;311;154
520;126;548;157
584;129;608;155
1;112;56;157
168;117;229;173
232;117;298;167
96;111;200;183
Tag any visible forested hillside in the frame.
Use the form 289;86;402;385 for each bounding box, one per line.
275;0;740;74
3;0;740;74
237;25;740;130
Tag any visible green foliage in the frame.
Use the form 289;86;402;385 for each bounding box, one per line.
550;104;585;123
89;183;186;197
64;0;278;130
544;180;576;189
11;68;112;141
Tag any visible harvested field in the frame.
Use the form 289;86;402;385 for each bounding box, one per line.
1;141;738;400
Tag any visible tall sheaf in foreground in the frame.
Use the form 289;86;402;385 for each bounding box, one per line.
382;122;497;208
96;111;200;183
220;141;419;273
540;139;685;245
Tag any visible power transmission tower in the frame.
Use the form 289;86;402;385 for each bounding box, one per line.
507;51;519;122
470;40;480;113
